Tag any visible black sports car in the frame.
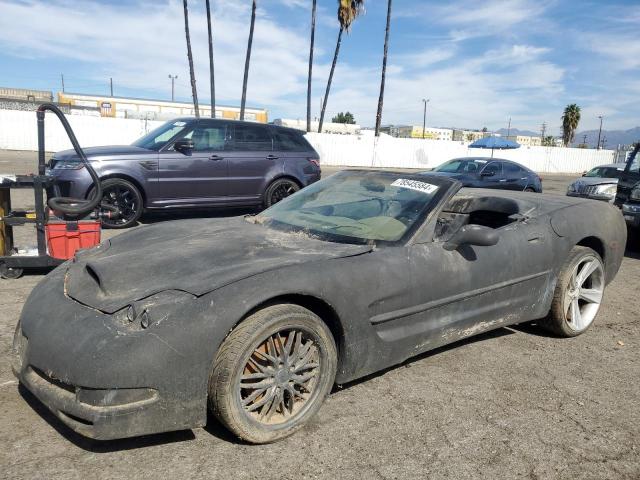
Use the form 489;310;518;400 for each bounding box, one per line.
12;171;625;443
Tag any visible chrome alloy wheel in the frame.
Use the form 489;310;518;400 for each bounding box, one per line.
564;255;605;332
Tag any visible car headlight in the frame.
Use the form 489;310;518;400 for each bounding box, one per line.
631;186;640;201
567;183;576;193
52;160;85;170
113;290;196;331
595;184;617;197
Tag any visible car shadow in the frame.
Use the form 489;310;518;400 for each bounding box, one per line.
140;206;258;225
333;327;515;393
19;385;196;452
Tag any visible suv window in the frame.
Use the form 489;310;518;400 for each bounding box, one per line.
273;129;313;152
183;122;228;151
232;125;273;151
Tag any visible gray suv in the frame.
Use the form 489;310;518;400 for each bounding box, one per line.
49;118;321;227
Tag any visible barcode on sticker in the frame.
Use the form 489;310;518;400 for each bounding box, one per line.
391;179;439;194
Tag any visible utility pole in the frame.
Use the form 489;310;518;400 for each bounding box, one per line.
582;134;588;146
597;115;603;150
540;122;547;142
61;74;65;93
422;98;429;139
109;77;113;96
507;117;511;137
601;136;607;149
168;75;178;102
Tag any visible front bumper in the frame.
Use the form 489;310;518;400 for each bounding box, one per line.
567;192;615;203
622;203;640;228
11;268;211;440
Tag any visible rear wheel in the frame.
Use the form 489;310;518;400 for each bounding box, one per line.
0;262;23;279
542;246;605;337
209;304;337;444
263;178;300;209
524;187;536;192
90;178;143;229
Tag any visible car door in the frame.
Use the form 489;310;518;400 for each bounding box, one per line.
503;162;528;190
379;210;554;357
156;120;230;206
478;161;504;189
225;123;280;202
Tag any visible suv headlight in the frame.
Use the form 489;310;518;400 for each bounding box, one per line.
595;184;617;197
631;186;640;201
52;160;84;170
567;183;576;193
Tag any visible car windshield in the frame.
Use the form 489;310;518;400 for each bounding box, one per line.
434;159;488;174
132;120;192;151
584;167;621;178
255;171;449;244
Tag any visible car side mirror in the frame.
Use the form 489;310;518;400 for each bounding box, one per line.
174;139;194;153
443;224;499;251
480;170;495;177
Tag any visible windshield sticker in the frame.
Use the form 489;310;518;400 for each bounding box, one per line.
391;179;439;195
173;121;187;127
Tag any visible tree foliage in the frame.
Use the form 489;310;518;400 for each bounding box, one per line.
562;104;581;147
332;111;356;124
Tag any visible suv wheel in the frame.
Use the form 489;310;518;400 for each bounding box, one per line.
263;179;300;209
90;178;143;229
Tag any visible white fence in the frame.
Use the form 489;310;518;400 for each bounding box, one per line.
0;109;617;173
305;133;617;174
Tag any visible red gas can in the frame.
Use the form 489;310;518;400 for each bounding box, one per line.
45;221;101;260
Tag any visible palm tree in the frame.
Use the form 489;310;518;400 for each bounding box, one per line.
306;0;317;132
562;104;581;146
240;0;257;121
182;0;199;117
374;0;392;136
318;0;365;133
205;0;216;118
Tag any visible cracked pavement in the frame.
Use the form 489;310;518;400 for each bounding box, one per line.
1;150;638;479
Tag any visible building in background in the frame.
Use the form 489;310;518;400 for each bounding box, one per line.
0;87;53;102
452;129;490;142
57;92;268;123
380;125;453;140
273;118;361;135
505;135;542;147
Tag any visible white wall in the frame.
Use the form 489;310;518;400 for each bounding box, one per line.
0;109;164;152
305;133;617;174
0;109;617;173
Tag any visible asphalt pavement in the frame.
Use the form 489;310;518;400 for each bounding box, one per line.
1;150;639;479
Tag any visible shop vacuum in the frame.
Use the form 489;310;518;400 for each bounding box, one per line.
0;104;116;279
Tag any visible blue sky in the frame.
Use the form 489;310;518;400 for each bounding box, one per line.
0;0;638;134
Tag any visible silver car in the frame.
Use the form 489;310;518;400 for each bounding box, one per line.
566;163;625;202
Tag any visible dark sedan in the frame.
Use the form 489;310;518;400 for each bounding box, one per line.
48;118;321;228
428;157;542;192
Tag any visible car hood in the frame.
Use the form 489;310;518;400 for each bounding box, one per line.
53;145;151;160
64;217;373;313
570;177;619;187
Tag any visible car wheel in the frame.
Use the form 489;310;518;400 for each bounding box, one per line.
90;178;143;229
209;304;337;444
524;187;536;192
263;179;300;208
0;262;23;279
542;246;605;337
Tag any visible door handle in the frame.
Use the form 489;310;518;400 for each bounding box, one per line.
499;179;507;182
266;154;279;160
209;155;223;161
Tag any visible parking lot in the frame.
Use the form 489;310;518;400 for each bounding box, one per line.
1;149;639;479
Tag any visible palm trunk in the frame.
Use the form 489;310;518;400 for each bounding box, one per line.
206;0;216;118
183;0;199;117
240;0;256;121
375;0;392;136
306;0;317;132
318;27;343;133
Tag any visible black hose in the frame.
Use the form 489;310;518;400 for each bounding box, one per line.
37;103;103;216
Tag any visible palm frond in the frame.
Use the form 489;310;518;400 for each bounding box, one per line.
338;0;365;31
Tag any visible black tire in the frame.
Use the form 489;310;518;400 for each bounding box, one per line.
0;262;23;279
209;304;337;444
541;246;605;337
263;178;300;209
90;178;143;229
524;187;536;192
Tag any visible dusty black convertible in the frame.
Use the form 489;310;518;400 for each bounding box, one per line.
12;171;626;443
